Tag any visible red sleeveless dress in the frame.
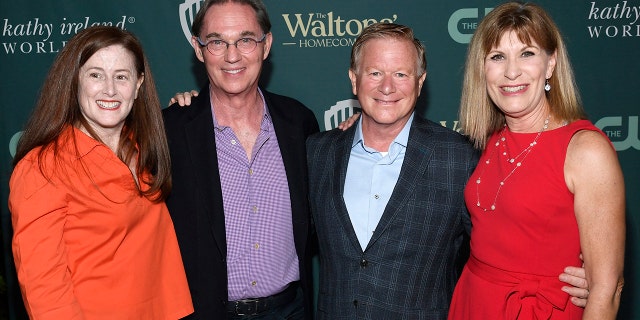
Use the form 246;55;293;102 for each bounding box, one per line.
448;120;603;319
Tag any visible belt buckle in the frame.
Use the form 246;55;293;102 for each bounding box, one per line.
235;298;260;316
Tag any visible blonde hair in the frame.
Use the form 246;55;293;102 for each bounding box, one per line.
459;1;586;150
350;22;426;77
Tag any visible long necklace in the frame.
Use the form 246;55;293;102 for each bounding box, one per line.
475;115;550;212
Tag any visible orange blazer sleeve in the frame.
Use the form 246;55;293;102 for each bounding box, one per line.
9;156;85;320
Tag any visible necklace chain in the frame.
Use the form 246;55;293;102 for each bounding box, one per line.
475;115;550;212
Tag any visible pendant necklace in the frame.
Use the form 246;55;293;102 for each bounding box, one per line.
475;115;550;212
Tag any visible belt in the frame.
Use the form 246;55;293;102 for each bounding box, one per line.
226;282;299;316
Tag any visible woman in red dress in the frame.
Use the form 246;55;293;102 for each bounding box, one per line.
449;2;625;319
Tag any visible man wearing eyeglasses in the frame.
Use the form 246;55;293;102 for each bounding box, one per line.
162;0;319;319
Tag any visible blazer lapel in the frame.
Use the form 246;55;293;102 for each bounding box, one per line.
184;89;227;257
335;126;368;252
365;117;434;251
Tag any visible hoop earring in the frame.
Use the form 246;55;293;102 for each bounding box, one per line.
544;79;551;92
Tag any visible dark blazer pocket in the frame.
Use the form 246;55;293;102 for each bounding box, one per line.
316;294;332;312
315;301;331;320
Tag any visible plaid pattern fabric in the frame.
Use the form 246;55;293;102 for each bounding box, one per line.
307;115;479;320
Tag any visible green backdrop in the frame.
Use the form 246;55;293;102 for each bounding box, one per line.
1;1;638;318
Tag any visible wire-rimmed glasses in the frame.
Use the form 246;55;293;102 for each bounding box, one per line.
196;34;267;56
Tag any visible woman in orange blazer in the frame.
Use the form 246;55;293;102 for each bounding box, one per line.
9;26;193;319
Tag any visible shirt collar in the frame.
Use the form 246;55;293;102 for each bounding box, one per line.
70;126;103;157
351;112;414;150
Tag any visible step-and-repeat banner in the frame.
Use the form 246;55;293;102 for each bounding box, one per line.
1;1;638;318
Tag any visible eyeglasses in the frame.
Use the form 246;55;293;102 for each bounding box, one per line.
196;34;267;56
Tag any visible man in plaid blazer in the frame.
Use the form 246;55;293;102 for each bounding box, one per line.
306;23;478;319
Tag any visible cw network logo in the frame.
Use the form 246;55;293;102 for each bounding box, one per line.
448;7;493;44
179;0;205;44
596;116;640;151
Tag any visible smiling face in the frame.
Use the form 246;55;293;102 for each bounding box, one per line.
77;44;143;139
484;30;556;120
192;2;272;98
349;37;426;131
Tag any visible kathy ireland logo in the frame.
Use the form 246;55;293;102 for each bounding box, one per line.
1;16;133;55
280;12;399;48
587;1;640;38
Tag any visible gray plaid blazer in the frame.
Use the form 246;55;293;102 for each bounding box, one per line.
307;114;478;320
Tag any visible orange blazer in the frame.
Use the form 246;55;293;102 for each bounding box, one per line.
9;127;193;319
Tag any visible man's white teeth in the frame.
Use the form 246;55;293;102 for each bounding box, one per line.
226;69;241;74
97;101;120;109
503;85;526;92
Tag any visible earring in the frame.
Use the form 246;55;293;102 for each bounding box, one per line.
544;79;551;92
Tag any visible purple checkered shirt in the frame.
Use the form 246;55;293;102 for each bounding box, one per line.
211;89;299;301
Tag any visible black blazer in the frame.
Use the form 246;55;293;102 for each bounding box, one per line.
307;115;478;319
163;85;319;319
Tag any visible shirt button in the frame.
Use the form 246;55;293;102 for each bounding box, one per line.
254;243;260;249
251;281;257;286
374;194;379;199
353;300;358;306
248;169;254;175
231;139;237;145
360;259;368;267
252;206;258;213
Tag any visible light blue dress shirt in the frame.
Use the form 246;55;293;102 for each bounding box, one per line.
344;113;414;250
